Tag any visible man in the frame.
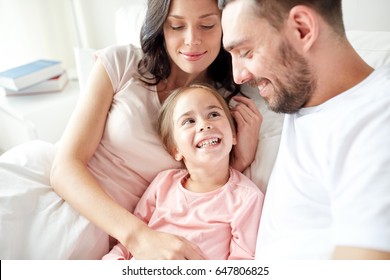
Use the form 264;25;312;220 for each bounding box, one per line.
219;0;390;259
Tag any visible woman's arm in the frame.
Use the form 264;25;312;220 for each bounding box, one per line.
230;95;263;172
50;59;204;260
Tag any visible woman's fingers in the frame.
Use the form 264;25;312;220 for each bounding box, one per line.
232;96;263;120
229;96;263;171
131;229;206;260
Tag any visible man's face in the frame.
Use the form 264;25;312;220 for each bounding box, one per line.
221;0;316;113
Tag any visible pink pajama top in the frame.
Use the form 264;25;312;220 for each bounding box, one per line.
103;168;264;260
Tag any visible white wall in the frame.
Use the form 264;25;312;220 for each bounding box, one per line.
0;0;145;74
0;0;78;72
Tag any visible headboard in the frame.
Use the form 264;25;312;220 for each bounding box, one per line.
74;0;390;96
73;0;390;50
343;0;390;31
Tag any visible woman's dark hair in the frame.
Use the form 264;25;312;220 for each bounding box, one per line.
137;0;240;98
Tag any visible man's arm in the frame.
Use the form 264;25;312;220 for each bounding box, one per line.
333;246;390;259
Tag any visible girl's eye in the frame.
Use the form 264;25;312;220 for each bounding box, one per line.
182;118;195;126
209;111;221;118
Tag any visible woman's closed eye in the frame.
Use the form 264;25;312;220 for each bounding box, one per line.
171;25;184;31
171;24;215;31
201;24;215;30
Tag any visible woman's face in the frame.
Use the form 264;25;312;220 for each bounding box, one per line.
163;0;222;76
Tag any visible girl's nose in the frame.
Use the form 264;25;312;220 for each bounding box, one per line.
198;122;212;132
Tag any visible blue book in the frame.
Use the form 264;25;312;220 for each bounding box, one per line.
0;59;63;91
1;71;68;96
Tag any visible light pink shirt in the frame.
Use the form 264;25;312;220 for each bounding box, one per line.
89;45;182;213
103;168;264;260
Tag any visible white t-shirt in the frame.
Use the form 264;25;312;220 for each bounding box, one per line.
256;66;390;259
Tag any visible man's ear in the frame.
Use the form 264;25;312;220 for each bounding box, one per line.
286;5;319;53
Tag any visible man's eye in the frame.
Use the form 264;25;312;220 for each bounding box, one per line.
239;50;251;58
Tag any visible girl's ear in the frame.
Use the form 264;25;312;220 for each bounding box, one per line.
286;5;319;53
174;150;183;161
232;133;237;146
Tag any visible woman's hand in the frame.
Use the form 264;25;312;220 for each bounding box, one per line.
128;225;206;260
230;95;263;172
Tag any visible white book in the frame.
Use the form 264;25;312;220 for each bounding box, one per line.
0;59;64;91
1;71;68;96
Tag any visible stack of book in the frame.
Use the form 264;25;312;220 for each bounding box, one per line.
0;59;68;96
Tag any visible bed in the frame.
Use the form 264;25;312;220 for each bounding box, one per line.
0;0;389;260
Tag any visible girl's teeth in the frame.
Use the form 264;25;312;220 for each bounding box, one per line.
198;138;219;148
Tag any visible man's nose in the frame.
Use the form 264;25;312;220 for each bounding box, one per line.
233;66;252;85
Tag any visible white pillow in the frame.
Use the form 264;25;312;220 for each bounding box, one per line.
241;85;284;193
75;2;147;94
74;47;96;95
347;30;390;68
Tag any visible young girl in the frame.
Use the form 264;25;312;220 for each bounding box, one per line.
103;84;264;260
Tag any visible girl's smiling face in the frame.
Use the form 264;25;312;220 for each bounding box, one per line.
172;88;236;168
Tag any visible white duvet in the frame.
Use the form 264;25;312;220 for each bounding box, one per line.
0;140;108;259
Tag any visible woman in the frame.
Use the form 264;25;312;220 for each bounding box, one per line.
0;0;261;259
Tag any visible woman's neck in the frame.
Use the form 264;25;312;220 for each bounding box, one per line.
157;70;210;103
